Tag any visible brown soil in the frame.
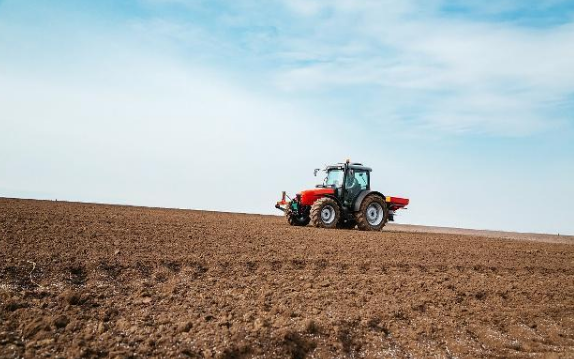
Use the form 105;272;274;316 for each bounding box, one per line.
386;224;574;245
1;198;573;358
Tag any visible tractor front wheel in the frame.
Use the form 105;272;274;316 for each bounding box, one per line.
286;212;310;226
310;197;340;229
355;194;388;231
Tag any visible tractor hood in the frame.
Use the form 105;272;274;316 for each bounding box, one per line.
299;188;335;206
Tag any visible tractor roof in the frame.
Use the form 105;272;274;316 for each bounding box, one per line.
326;163;372;172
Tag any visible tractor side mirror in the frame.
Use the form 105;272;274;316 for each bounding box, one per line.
314;168;320;176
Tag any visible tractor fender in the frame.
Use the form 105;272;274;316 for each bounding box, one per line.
323;194;344;210
352;190;386;212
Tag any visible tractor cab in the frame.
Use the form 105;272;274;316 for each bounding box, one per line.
317;163;372;208
276;160;409;231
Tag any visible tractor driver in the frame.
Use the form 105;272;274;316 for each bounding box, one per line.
345;170;362;201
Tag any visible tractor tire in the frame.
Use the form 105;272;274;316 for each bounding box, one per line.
310;197;340;229
354;194;388;231
286;212;310;226
337;219;356;230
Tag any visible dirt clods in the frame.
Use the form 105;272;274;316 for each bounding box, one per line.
1;198;573;358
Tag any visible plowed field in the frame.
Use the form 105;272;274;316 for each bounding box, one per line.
1;198;573;358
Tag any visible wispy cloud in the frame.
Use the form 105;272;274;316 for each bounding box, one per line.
272;0;574;135
131;0;574;135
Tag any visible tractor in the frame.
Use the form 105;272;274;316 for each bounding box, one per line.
275;160;409;231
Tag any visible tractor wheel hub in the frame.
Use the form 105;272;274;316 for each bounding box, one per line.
321;205;336;225
366;203;384;226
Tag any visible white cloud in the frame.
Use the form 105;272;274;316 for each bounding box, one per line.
275;0;574;135
0;38;356;215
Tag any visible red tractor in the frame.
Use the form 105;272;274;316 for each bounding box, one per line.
275;160;409;231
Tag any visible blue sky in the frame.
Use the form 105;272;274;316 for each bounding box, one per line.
1;0;573;234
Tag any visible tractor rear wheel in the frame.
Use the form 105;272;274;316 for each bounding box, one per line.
286;212;310;226
310;197;340;229
354;194;388;231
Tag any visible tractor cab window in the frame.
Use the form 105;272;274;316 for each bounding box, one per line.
344;169;369;204
324;169;344;187
345;170;369;190
355;171;369;189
